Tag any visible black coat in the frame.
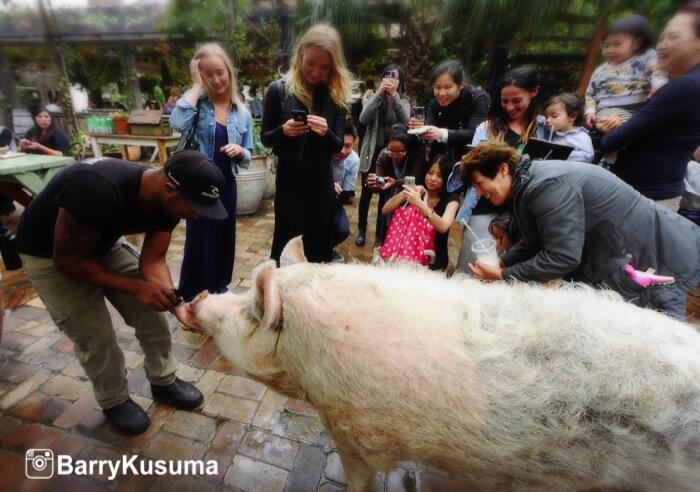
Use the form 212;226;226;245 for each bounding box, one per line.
261;78;347;263
425;87;489;161
502;157;700;305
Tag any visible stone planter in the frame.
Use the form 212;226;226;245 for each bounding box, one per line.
236;165;267;215
264;155;277;199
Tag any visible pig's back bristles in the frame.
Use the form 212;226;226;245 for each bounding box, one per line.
209;261;700;491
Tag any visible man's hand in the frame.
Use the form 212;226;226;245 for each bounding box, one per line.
334;182;342;197
173;303;203;333
135;280;177;311
468;261;503;281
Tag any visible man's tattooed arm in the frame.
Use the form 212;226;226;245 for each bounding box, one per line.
52;207;140;295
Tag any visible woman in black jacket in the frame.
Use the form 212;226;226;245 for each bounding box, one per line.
261;24;355;263
409;60;489;162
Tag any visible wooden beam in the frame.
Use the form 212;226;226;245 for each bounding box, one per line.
577;19;606;93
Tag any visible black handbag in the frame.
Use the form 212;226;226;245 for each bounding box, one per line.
174;98;202;153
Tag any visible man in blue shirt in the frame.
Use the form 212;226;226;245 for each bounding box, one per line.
331;125;360;261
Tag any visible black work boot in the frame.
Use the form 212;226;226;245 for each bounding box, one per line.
103;398;150;435
151;378;204;410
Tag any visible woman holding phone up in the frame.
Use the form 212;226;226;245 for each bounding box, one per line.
355;64;411;247
261;24;356;263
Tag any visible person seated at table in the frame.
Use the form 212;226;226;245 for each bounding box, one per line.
19;107;69;156
463;141;700;320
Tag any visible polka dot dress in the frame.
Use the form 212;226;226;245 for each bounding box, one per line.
379;204;436;266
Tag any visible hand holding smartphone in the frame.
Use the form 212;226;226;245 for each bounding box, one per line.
291;109;308;124
412;106;425;122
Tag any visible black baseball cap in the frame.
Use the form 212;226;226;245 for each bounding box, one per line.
164;151;228;219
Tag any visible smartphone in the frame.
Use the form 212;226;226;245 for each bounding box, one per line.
413;106;425;122
291;109;308;124
404;176;416;188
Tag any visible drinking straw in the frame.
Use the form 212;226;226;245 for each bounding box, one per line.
465;223;481;242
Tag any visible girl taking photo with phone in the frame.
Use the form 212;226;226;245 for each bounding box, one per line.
261;24;357;263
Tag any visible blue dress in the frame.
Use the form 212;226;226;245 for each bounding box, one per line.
179;122;237;301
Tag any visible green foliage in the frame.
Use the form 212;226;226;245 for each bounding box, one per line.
64;46;124;101
252;120;272;156
154;85;165;107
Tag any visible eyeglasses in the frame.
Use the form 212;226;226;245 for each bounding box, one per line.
386;149;407;157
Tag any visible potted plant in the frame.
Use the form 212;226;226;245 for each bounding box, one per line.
236;121;276;215
111;111;129;135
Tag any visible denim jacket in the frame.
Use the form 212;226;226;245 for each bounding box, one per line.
170;95;253;174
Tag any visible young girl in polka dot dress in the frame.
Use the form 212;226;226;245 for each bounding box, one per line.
381;154;459;271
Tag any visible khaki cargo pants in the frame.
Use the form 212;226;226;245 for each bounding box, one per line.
21;243;177;409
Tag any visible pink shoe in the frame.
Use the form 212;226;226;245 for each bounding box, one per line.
624;263;675;288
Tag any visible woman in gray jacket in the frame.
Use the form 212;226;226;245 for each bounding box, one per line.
463;141;700;319
355;64;411;246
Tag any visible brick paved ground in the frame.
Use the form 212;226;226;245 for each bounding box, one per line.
1;183;698;492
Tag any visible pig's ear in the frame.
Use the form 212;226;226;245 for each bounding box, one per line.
250;260;282;330
280;236;307;266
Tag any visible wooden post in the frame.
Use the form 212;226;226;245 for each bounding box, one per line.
122;49;144;111
0;49;19;131
577;20;606;93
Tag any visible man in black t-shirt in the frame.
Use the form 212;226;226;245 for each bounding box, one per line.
17;151;227;435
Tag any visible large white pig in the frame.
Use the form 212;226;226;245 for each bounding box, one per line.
193;237;700;492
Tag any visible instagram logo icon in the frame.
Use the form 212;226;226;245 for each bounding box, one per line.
25;449;54;479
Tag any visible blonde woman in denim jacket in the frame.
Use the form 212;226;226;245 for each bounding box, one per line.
170;42;253;301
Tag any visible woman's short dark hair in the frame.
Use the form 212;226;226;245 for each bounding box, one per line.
431;60;467;86
606;14;656;52
486;66;542;142
382;63;407;95
544;92;586;127
460;141;520;184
